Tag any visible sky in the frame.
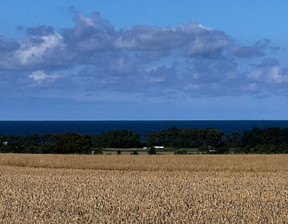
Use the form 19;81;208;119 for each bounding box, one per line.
0;0;288;120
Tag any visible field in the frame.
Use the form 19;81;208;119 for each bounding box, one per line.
0;154;287;223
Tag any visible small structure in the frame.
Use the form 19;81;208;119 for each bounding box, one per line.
208;146;217;154
143;146;164;150
154;146;164;149
2;142;8;146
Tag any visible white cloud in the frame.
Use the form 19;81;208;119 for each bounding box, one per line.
0;12;287;101
247;83;258;92
246;70;262;80
247;66;288;84
17;34;63;65
184;83;201;90
198;24;213;31
29;70;59;83
146;76;165;83
266;66;288;84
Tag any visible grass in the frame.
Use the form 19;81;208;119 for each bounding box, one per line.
0;154;287;223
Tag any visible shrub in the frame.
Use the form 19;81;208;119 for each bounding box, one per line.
94;148;103;154
147;147;156;155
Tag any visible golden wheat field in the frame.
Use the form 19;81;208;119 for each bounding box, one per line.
0;154;287;223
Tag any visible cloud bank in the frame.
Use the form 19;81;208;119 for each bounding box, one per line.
0;12;287;102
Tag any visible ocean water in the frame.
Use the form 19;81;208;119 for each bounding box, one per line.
0;120;288;136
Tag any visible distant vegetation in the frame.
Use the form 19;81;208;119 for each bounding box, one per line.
0;127;288;154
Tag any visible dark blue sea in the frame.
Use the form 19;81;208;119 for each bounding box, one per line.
0;121;288;137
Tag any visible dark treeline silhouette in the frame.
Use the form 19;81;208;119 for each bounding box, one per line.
238;127;288;154
0;127;288;154
93;129;141;148
145;127;224;149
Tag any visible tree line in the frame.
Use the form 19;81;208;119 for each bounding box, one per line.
0;127;288;154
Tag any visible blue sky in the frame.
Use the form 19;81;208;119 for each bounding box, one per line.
0;0;288;120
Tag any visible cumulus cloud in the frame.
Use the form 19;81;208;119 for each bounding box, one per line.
116;23;230;54
247;59;288;84
0;36;19;52
0;12;232;69
232;39;271;58
0;11;286;101
0;27;64;70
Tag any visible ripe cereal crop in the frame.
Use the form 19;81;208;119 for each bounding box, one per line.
0;154;287;223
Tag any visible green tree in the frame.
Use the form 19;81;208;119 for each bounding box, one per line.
147;146;156;155
93;130;141;148
55;132;92;154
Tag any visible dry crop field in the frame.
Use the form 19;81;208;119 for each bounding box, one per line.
0;154;287;223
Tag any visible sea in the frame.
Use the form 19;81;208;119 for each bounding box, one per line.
0;120;288;137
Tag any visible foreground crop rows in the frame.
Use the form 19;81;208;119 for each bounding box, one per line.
0;154;288;223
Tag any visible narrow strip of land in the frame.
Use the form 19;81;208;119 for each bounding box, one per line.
0;154;288;172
